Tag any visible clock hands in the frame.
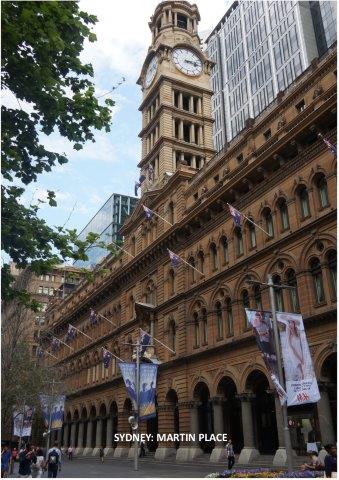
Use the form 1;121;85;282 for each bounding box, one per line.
185;59;199;67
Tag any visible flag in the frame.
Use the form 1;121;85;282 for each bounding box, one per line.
277;312;320;406
135;174;146;196
318;133;336;156
228;203;242;228
103;348;112;368
90;309;98;326
51;338;60;352
36;347;44;358
167;249;182;268
140;329;152;356
66;325;76;342
142;205;154;220
139;364;158;421
148;163;155;182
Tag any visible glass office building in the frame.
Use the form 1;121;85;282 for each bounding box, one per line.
207;0;337;150
74;193;138;268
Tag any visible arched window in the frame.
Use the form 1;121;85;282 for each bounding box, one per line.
146;281;156;305
225;297;233;335
188;257;196;284
273;275;284;311
220;236;229;264
278;198;290;230
215;301;223;339
168;201;175;224
169;320;176;353
316;176;329;208
169;269;175;296
131;236;136;256
310;258;325;303
129;295;134;319
254;284;262;310
193;312;200;347
297;185;310;218
248;222;256;248
286;269;300;312
263;208;274;238
236;229;244;256
197;251;204;274
327;250;337;296
201;308;208;344
210;243;218;270
242;290;250;327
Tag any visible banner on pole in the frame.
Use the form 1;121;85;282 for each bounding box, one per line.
119;362;137;411
39;395;65;430
13;406;35;437
277;312;320;406
246;309;287;405
139;363;158;420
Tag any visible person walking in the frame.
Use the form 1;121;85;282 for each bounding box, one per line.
10;447;17;474
31;448;44;478
139;441;146;458
18;445;32;478
99;447;104;463
226;439;235;470
1;446;11;478
67;446;73;461
46;442;62;478
324;444;337;478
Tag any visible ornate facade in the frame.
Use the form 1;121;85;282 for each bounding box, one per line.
42;1;337;466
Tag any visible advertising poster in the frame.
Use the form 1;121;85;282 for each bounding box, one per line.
139;363;158;420
119;362;137;411
13;405;35;437
246;309;287;404
39;394;65;430
277;312;320;406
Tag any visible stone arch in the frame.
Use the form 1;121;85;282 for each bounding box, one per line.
212;366;241;396
209;285;233;308
263;252;299;279
190;374;213;397
291;178;309;197
272;192;289;211
234;270;261;299
240;363;270;392
299;234;336;270
187;296;207;317
192;381;214;453
313;342;337;379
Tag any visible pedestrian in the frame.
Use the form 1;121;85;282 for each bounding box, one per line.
139;441;146;458
46;442;62;478
99;447;104;463
324;444;337;478
10;447;18;474
18;445;32;478
67;445;73;460
1;445;12;478
31;448;44;478
225;438;235;470
300;451;322;471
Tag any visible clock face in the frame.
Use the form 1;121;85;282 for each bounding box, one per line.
172;48;203;76
145;56;158;88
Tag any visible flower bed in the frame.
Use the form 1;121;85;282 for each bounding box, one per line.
205;469;324;478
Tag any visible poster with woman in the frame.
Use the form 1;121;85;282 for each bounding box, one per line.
13;405;35;437
277;312;320;406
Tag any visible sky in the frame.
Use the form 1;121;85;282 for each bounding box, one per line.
4;0;229;236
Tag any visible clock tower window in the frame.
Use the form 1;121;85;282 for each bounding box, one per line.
177;14;188;30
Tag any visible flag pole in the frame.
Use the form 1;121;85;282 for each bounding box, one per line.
134;341;140;471
227;203;271;237
101;346;123;363
98;313;116;327
69;324;93;341
180;257;205;277
142;205;173;226
110;239;135;258
49;333;73;351
141;328;175;354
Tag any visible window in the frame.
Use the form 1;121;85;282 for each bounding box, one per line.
194;312;200;347
43;287;49;295
225;298;233;335
177;14;188;30
298;186;310;218
131;236;136;256
202;308;208;344
273;275;284;311
310;258;325;303
49;288;54;296
189;257;196;284
51;275;55;282
263;209;274;237
197;251;204;274
295;99;305;113
242;290;250;327
169;321;176;352
216;302;223;339
45;275;50;281
236;229;244;255
236;153;244;163
263;129;271;141
254;285;262;310
317;176;329;208
220;236;229;264
169;269;175;296
327;251;337;297
210;243;218;270
214;174;220;184
278;199;290;230
168;201;174;224
248;222;256;248
38;286;43;294
286;269;299;312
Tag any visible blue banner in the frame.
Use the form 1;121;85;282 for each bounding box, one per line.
119;363;137;411
39;394;65;430
139;363;158;421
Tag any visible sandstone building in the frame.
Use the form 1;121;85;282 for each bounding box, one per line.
42;1;337;465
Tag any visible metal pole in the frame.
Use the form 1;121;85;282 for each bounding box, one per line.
45;380;54;460
134;342;140;471
267;274;293;471
18;398;26;450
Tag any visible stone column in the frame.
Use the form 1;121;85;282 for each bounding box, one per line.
92;418;103;456
189;96;194;113
238;394;259;464
104;416;114;457
198;126;203;145
179;120;184;140
210;397;226;462
62;423;69;450
190;124;195;144
174;11;178;27
113;412;130;458
318;383;335;445
178;92;183;110
198;97;202;115
189;402;204;460
155;403;177;460
70;422;76;448
75;422;84;456
176;402;193;462
191;155;196;169
83;421;93;456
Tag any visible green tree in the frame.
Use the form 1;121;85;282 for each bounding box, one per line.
1;1;115;303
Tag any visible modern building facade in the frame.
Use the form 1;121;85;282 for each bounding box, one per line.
206;0;337;150
41;1;336;467
74;193;138;269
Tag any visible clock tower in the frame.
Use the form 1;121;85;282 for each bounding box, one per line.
137;1;215;192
